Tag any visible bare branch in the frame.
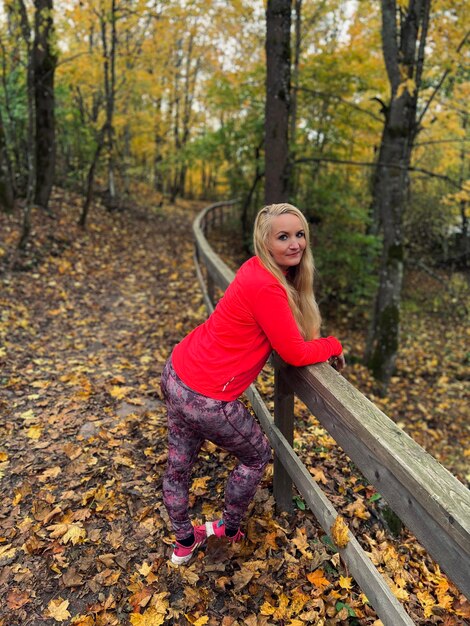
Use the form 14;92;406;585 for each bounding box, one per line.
415;138;470;147
296;87;383;122
294;155;463;189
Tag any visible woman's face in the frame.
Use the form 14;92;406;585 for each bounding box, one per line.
267;213;306;271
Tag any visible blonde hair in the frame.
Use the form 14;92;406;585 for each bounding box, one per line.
253;203;321;340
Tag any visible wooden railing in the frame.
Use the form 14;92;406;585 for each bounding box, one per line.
193;201;470;626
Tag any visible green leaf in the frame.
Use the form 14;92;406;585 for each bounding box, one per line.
368;492;382;503
293;495;306;510
320;535;338;552
335;601;356;617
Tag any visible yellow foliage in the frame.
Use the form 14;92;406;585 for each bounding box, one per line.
260;601;276;616
27;425;42;440
307;569;330;591
339;575;353;590
130;608;165;626
396;78;416;99
330;515;350;548
44;598;71;622
416;589;436;618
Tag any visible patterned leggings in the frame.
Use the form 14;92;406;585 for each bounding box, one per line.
160;358;272;540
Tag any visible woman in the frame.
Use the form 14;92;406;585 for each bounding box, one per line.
160;203;345;565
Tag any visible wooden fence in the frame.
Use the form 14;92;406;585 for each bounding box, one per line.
193;200;470;626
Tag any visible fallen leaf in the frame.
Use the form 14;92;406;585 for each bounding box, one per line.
260;601;276;615
7;589;30;609
307;569;330;591
27;425;42;439
330;515;349;548
0;544;17;560
44;598;71;622
339;575;353;590
345;497;370;520
310;467;328;484
292;527;312;558
232;566;255;591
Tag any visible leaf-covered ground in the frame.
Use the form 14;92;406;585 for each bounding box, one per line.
0;193;469;626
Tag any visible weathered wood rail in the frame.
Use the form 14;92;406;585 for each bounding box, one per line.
193;200;470;626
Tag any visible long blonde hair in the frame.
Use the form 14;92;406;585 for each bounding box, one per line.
253;203;321;340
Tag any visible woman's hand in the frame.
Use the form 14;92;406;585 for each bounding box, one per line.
329;352;346;372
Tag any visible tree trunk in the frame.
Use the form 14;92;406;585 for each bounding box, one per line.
365;0;431;390
288;0;301;198
0;110;14;211
16;0;36;249
265;0;291;204
79;125;107;228
33;0;56;211
100;0;117;205
457;112;468;267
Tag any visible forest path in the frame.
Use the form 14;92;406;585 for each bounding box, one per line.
0;194;468;625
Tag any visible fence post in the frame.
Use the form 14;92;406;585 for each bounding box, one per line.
273;365;294;513
207;273;215;306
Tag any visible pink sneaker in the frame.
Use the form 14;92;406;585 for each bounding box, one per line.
204;519;244;542
171;525;207;565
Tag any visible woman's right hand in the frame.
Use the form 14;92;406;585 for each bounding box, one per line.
329;352;346;372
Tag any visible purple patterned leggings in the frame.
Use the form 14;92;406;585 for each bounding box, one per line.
160;358;271;540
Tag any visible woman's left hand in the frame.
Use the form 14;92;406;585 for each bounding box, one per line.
329;352;346;372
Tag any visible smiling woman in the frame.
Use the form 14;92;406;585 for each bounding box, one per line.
267;213;307;271
160;202;345;565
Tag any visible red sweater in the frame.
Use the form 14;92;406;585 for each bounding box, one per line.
172;256;342;401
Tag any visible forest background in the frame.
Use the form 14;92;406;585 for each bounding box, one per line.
0;0;469;624
0;0;469;386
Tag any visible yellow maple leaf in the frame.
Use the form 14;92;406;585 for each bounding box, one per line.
345;498;370;520
193;617;209;626
386;576;409;601
44;598;71;622
416;590;436;618
191;476;211;492
310;467;328;484
273;593;289;619
436;593;453;610
330;515;350;548
260;601;276;615
307;568;330;590
287;620;304;626
339;575;353;590
27;425;42;440
138;562;152;577
130;608;165;626
290;588;309;614
109;385;134;400
48;522;86;545
0;452;8;462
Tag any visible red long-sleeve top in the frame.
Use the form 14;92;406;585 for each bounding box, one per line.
172;256;342;401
